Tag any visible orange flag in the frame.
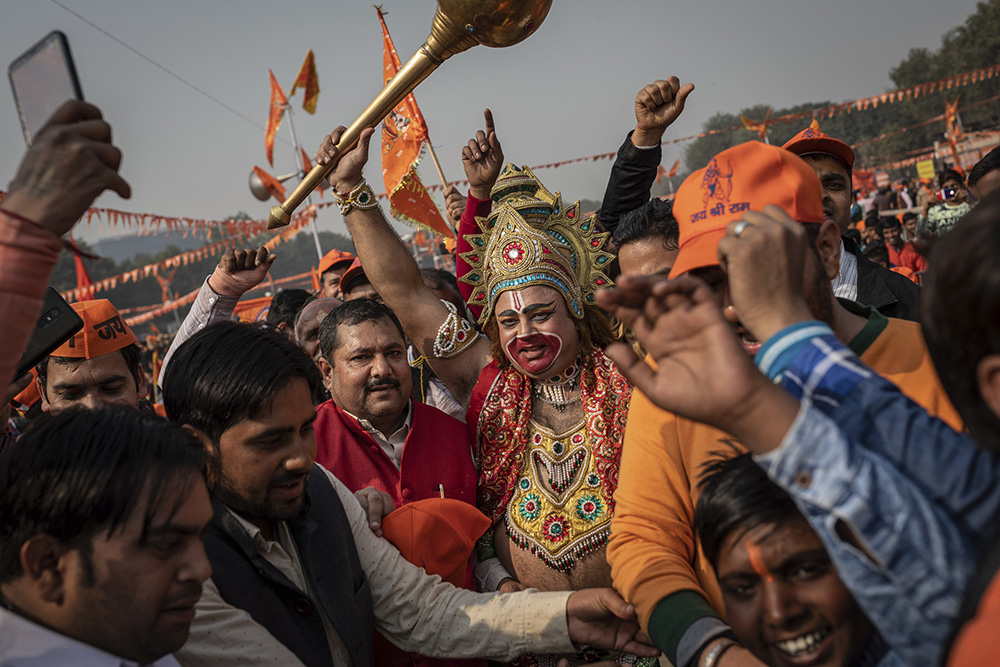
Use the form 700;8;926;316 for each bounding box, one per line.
265;69;287;167
69;234;94;301
299;148;324;198
290;50;320;114
377;7;452;238
666;159;680;179
252;166;287;202
740;109;772;141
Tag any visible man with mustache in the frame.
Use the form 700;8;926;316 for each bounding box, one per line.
608;141;962;667
312;297;481;666
313;111;650;666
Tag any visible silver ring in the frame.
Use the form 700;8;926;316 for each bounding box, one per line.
733;221;749;239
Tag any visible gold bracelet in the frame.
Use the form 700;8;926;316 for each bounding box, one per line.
333;179;379;215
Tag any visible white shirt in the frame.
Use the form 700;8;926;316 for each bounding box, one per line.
177;466;575;667
344;403;412;469
0;605;181;667
831;239;859;301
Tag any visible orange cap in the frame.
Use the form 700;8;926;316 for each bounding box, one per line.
380;497;491;587
671;141;824;278
339;257;368;295
12;379;41;411
317;248;355;276
782;119;855;170
51;299;138;359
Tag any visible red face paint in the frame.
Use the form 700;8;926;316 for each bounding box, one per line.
505;332;563;376
746;541;775;584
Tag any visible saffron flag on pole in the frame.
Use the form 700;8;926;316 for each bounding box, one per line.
377;7;452;238
290;50;320;114
265;69;287;167
666;159;680;179
252;166;287;202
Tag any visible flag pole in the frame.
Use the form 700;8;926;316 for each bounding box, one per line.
283;102;325;262
422;139;458;233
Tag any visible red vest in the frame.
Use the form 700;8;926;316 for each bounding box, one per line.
314;399;484;667
314;399;477;507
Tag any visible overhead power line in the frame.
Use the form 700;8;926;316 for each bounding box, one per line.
47;0;290;145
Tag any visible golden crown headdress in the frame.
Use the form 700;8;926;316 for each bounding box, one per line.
460;164;614;325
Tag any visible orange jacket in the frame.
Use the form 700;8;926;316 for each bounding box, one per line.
608;305;963;661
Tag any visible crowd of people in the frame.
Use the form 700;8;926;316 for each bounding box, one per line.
2;70;1000;667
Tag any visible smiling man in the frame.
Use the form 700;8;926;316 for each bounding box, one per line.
36;299;148;414
0;408;212;665
608;141;961;667
162;320;656;667
694;454;887;667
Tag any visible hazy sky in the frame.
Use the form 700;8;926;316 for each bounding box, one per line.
1;0;982;245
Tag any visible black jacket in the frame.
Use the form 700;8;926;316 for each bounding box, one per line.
204;465;375;667
844;236;921;322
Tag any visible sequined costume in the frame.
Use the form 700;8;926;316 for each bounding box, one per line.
446;165;651;666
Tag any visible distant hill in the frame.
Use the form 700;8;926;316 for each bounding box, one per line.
90;229;212;264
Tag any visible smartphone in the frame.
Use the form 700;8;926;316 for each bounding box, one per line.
935;187;957;201
15;287;84;381
8;30;83;145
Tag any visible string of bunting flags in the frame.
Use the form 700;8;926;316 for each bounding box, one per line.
123;269;313;327
59;206;318;302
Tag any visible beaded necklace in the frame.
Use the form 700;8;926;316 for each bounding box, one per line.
532;358;581;412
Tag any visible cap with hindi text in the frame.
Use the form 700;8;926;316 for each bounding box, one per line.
670;141;824;278
51;299;138;359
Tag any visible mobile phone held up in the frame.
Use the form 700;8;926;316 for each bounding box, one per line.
15;288;84;382
935;187;958;202
8;30;84;145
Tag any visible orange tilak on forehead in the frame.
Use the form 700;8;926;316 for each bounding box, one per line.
746;540;775;583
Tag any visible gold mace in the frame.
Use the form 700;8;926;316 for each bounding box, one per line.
268;0;553;229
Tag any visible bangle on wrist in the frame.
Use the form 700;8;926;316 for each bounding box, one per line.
333;179;379;215
701;638;737;667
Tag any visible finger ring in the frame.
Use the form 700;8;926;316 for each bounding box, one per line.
733;221;749;239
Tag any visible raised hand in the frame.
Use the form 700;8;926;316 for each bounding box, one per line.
4;100;131;237
208;246;276;297
597;275;799;453
461;109;504;200
315;126;376;194
716;205;815;343
444;185;465;228
564;588;659;659
632;76;695;147
596;275;764;431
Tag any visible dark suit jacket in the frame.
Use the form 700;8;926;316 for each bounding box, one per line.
204;465;375;667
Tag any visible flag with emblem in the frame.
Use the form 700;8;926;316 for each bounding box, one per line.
377;6;452;237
